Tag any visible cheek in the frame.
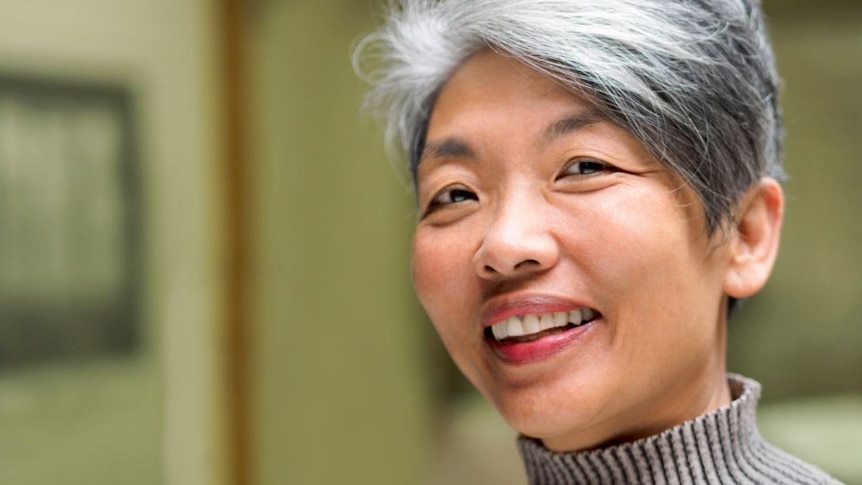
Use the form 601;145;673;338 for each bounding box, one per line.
572;195;686;288
588;196;725;349
410;230;475;325
573;188;721;323
411;234;447;307
411;230;488;387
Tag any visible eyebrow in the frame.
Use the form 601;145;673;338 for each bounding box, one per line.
420;138;475;161
541;109;607;146
419;108;608;164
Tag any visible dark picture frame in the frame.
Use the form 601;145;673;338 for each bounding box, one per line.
0;72;141;369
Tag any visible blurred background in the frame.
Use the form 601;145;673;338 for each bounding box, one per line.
0;0;858;484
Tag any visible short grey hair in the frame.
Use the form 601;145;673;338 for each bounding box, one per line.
355;0;783;233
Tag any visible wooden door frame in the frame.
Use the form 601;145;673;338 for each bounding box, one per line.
221;1;251;484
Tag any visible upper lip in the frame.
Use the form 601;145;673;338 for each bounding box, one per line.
479;293;593;328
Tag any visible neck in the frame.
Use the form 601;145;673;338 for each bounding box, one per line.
518;374;836;485
541;357;730;452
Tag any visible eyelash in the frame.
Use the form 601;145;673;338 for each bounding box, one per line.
560;158;613;178
420;158;613;218
423;186;478;216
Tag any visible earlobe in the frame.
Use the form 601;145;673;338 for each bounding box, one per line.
724;177;784;299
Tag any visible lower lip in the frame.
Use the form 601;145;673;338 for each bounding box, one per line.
487;322;595;364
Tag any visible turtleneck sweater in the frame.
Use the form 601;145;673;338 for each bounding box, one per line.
517;374;842;484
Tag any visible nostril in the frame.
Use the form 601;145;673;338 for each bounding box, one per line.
514;259;541;270
481;258;544;278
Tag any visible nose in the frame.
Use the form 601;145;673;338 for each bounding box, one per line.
473;193;559;280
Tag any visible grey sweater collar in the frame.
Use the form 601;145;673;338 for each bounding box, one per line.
517;374;840;484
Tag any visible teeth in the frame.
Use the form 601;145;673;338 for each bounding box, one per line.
553;312;567;327
539;314;555;331
507;316;524;337
489;308;599;341
523;314;540;334
491;321;508;340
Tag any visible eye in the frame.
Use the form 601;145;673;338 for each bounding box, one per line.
560;158;612;177
422;186;478;217
432;186;477;206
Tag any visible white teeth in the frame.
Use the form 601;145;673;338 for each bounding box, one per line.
492;321;508;340
523;314;540;334
553;312;567;327
489;308;599;341
507;316;524;337
539;314;555;331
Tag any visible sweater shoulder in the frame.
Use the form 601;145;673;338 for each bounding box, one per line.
748;437;844;484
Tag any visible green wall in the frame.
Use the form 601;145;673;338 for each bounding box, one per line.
0;1;226;484
250;1;430;484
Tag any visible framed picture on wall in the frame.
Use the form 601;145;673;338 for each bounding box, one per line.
0;72;141;369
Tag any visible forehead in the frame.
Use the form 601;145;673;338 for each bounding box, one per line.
416;50;698;208
418;51;646;177
427;50;581;135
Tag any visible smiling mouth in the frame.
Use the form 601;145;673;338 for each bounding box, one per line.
485;308;600;344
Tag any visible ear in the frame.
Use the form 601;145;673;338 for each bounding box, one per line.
723;177;784;299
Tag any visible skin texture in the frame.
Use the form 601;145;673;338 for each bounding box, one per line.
411;51;784;452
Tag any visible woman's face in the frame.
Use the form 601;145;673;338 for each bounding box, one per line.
412;51;736;451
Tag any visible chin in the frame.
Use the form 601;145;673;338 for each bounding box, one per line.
489;380;610;449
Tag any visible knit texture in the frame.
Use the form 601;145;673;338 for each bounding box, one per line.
517;375;842;484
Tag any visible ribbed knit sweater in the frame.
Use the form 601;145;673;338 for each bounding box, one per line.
517;375;842;484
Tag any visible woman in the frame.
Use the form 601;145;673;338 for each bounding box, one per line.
357;1;840;483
